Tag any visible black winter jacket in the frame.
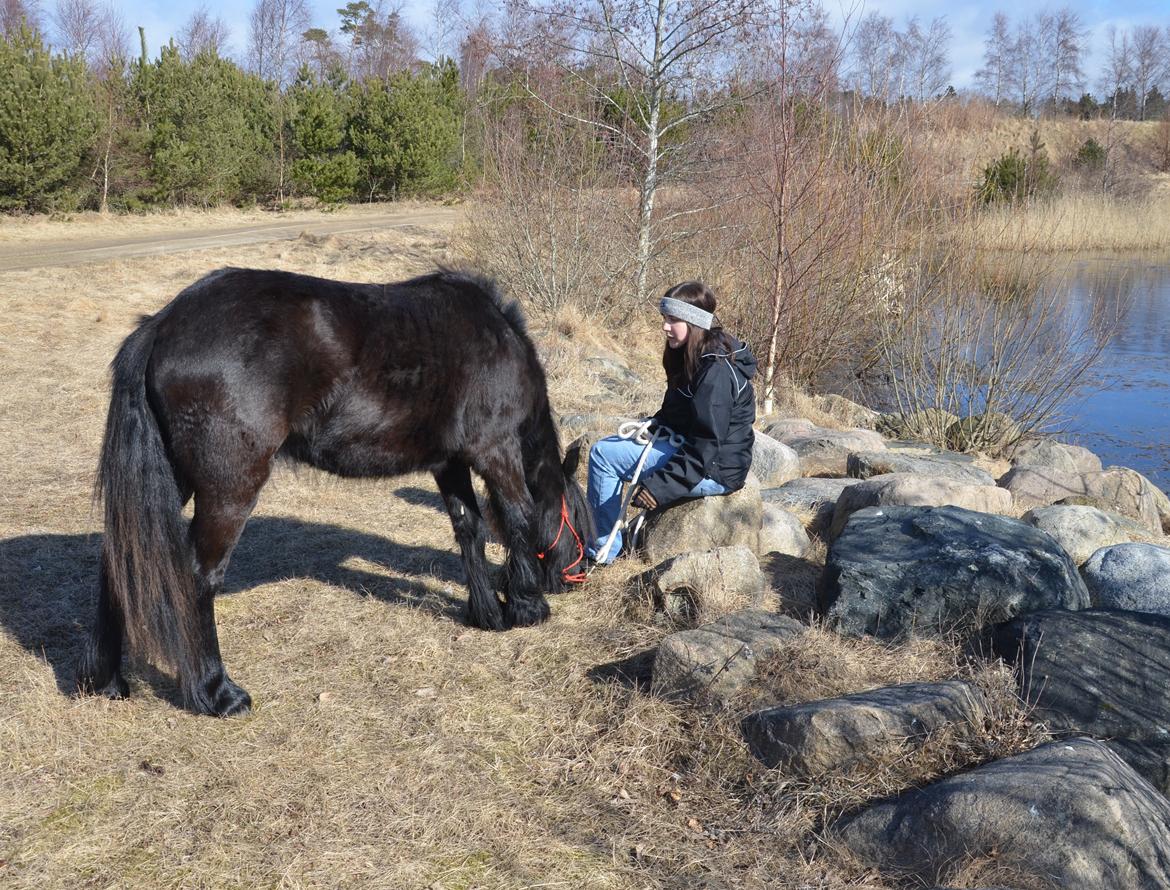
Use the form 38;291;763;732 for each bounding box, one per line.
641;340;757;507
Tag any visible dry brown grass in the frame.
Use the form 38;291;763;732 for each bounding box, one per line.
0;206;1039;889
964;191;1170;252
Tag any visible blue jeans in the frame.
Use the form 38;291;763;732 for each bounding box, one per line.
586;434;727;563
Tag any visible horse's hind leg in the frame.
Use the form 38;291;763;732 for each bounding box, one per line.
181;484;265;716
76;560;129;700
434;460;505;631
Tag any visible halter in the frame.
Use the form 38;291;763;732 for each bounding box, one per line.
536;495;588;584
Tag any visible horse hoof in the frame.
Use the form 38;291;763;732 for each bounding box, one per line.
505;594;550;628
77;671;130;701
189;672;252;717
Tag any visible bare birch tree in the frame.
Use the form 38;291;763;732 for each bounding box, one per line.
849;11;897;102
1008;17;1045;115
1131;25;1165;120
247;0;310;85
975;12;1011;107
898;15;951;102
1043;7;1086;107
1100;25;1133;119
2;0;41;36
177;6;232;60
506;0;756;306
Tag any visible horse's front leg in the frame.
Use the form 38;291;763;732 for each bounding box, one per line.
434;461;506;631
478;458;550;629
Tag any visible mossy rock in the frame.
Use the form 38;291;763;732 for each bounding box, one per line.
945;412;1020;453
875;409;958;442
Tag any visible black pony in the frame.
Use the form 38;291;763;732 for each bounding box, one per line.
77;267;592;717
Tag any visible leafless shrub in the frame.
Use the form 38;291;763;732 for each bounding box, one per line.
460;104;636;319
871;238;1124;454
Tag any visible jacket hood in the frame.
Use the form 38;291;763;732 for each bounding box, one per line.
702;338;757;380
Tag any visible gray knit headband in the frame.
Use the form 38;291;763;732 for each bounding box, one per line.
660;297;713;330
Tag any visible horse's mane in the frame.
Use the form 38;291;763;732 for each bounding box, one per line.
431;266;528;337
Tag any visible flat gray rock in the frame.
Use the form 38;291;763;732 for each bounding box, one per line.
833;737;1170;889
775;427;886;476
847;450;995;486
992;608;1170;793
1082;542;1170;614
1023;505;1149;566
742;680;986;775
823;505;1089;641
761;477;863;534
652;608;806;704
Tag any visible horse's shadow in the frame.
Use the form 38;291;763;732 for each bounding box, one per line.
0;516;469;698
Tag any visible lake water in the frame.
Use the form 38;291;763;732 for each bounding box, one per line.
1060;254;1170;490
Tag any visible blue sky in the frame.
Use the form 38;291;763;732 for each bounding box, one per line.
55;0;1170;91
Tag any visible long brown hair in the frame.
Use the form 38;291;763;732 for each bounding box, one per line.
661;281;737;388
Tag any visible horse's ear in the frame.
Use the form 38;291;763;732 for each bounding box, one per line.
562;438;584;479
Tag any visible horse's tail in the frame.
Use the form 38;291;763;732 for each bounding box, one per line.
96;315;195;668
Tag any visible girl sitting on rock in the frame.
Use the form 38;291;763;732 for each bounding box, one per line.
586;281;757;565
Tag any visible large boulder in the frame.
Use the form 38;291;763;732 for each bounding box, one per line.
833;737;1170;889
998;465;1088;510
642;546;766;625
1002;465;1166;534
759;504;810;557
742;681;987;775
750;431;801;487
992;608;1170;794
1023;505;1150;566
822;505;1089;641
1011;437;1103;475
652;608;806;704
641;475;763;563
829;474;1012;540
1081;543;1170;615
847;451;995;487
1082;467;1165;534
761;477;865;535
772;427;887;477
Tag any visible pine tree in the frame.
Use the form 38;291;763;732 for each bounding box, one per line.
288;65;358;203
348;59;462;199
0;26;97;211
133;44;277;205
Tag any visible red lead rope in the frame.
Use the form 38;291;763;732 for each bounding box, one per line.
536;495;588;584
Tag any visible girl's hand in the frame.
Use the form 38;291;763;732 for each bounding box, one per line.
631;485;658;510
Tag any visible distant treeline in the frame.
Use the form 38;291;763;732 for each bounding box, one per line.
2;0;1169;215
0;24;465;213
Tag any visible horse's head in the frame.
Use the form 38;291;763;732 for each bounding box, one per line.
534;440;595;592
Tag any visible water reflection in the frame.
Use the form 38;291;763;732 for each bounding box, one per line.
1061;254;1170;488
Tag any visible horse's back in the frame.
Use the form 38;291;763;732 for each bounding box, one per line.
142;267;544;480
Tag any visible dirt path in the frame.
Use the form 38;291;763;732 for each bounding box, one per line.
0;207;458;271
